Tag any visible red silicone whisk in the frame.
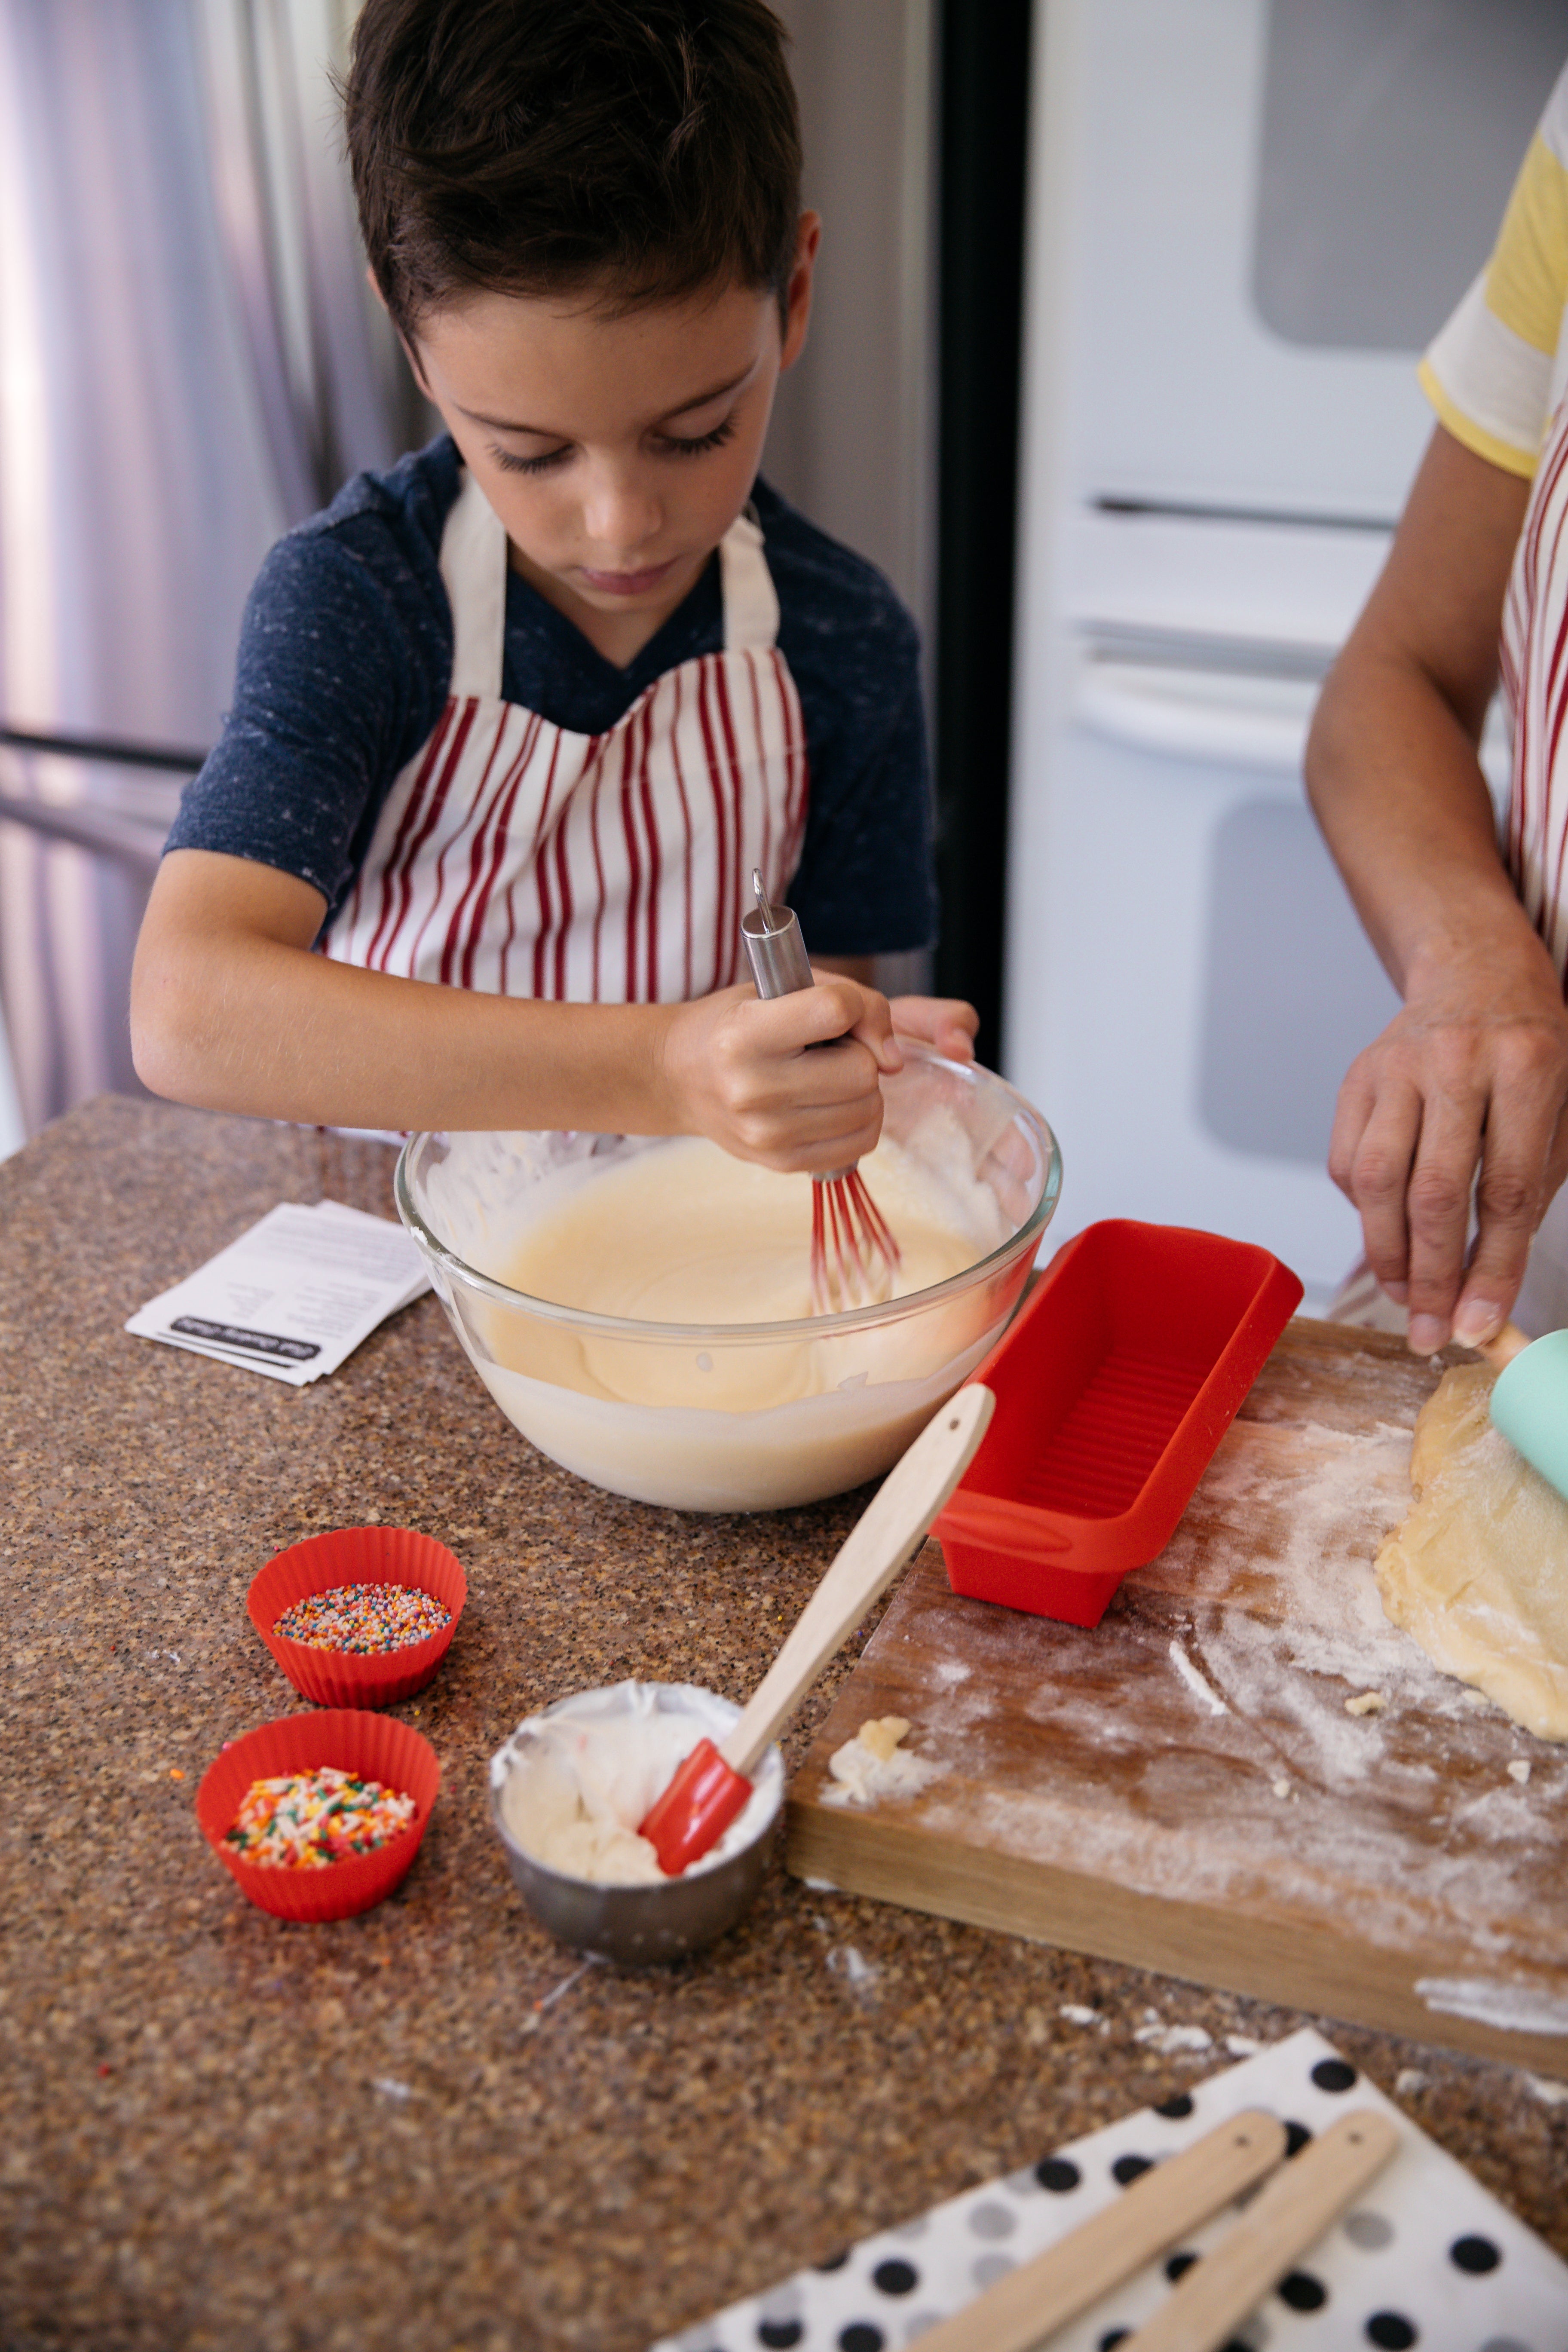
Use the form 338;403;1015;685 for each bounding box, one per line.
741;870;902;1314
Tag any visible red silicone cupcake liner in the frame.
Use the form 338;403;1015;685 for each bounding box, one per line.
248;1526;466;1708
196;1708;441;1922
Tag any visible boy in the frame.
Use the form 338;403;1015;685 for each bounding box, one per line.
131;0;974;1175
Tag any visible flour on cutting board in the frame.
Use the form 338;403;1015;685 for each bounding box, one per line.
1143;1413;1517;1745
1136;1415;1415;1626
1416;1976;1568;2035
908;1774;1534;1957
1167;1638;1228;1715
832;1392;1566;1972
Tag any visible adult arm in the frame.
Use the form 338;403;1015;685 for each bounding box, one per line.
1305;422;1568;1351
131;848;899;1171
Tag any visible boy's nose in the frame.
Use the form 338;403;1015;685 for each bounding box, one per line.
580;472;662;556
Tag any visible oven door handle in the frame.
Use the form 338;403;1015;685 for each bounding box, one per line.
1072;655;1514;806
1073;659;1315;777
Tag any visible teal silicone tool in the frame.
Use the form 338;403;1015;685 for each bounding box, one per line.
1480;1323;1568;1501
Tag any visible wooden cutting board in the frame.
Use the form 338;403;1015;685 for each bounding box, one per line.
787;1319;1568;2073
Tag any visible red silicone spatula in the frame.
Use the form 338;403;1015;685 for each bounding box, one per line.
639;1383;995;1875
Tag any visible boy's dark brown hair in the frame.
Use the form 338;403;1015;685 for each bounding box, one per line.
344;0;802;341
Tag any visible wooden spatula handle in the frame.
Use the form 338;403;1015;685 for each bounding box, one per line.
1123;2108;1400;2352
906;2110;1286;2352
719;1384;994;1776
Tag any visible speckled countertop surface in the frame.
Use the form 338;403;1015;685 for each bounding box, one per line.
3;1095;1565;2352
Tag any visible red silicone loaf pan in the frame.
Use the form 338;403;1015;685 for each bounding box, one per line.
935;1220;1302;1628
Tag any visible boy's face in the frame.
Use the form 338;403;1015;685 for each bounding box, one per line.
408;217;819;667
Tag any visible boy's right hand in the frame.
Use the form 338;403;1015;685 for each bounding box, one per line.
654;976;901;1173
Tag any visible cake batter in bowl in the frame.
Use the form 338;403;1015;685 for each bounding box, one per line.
395;1040;1060;1510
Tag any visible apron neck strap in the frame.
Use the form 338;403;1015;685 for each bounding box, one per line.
440;468;508;700
719;505;781;652
439;472;781;696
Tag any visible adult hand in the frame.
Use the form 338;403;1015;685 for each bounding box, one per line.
655;975;899;1172
1328;944;1568;1352
888;994;980;1063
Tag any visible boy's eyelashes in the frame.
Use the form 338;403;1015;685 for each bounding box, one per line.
487;416;738;477
656;416;739;460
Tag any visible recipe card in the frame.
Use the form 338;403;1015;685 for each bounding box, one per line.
125;1200;430;1385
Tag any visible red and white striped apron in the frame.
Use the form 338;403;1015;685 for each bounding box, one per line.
1501;389;1568;981
322;468;808;1004
1495;386;1568;1330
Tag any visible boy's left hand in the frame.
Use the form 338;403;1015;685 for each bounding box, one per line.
888;995;980;1063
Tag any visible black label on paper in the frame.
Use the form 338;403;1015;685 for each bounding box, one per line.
169;1317;321;1363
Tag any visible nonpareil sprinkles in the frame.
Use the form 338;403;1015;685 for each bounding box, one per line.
273;1581;450;1654
224;1767;416;1868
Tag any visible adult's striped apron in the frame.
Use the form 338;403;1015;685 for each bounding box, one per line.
1495;381;1568;1333
322;468;808;1006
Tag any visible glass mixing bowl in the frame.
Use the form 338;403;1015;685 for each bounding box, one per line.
395;1041;1061;1512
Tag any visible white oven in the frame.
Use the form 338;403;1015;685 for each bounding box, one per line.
1004;0;1563;1302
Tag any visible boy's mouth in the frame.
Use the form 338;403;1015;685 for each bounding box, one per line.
578;559;678;597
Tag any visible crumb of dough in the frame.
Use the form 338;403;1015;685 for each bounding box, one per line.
1508;1759;1532;1785
1271;1776;1291;1798
823;1715;946;1808
1344;1691;1387;1716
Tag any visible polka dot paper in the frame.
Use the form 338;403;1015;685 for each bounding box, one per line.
653;2028;1568;2351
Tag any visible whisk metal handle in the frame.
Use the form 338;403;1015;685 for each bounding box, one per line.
741;867;813;1000
741;869;852;1183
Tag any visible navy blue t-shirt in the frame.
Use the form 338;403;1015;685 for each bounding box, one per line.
168;437;936;963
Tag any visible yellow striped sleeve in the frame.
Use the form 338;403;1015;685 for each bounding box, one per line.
1486;130;1568;356
1421;66;1568;479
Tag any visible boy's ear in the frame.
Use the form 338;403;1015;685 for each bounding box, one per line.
779;211;821;373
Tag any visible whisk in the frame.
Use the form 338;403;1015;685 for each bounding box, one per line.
741;870;902;1314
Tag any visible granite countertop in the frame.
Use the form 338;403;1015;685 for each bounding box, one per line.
3;1095;1565;2352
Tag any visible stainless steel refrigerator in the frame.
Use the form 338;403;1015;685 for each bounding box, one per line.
0;0;441;1151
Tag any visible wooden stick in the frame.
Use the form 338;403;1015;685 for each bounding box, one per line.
719;1384;994;1776
906;2110;1287;2352
1123;2109;1400;2352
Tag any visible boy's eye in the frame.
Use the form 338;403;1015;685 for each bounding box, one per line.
654;416;738;460
487;413;737;477
491;442;571;476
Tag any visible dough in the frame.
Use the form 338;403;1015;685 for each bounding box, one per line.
823;1715;946;1806
1375;1362;1568;1739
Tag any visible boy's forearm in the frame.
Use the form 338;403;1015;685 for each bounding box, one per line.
133;923;676;1133
130;850;902;1166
